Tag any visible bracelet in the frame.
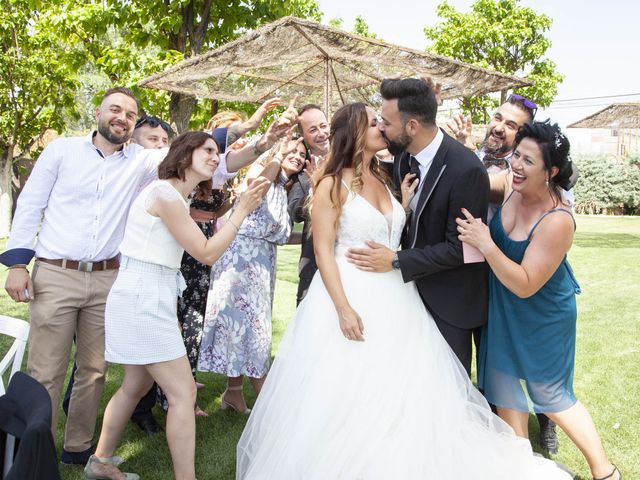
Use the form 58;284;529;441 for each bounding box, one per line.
228;218;240;231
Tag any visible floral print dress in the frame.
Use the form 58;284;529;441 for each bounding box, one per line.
198;178;291;378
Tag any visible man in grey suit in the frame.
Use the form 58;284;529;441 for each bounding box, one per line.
287;104;330;305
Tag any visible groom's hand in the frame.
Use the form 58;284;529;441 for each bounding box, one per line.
346;241;394;272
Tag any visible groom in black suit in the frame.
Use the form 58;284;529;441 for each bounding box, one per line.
347;78;489;375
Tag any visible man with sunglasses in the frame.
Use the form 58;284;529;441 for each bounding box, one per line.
1;87;157;464
449;94;561;455
2;87;295;465
449;94;538;220
131;114;175;149
60;113;176;438
449;93;536;171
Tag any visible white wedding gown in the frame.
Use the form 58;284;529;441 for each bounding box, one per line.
236;185;571;479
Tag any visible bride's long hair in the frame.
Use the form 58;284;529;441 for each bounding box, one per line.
309;103;389;228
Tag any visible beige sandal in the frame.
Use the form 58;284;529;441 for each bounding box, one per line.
84;454;139;480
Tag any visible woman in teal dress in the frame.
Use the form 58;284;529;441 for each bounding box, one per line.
457;121;620;480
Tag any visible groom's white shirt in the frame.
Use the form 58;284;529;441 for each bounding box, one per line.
409;128;444;212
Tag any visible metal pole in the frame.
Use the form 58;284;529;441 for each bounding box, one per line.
324;57;332;120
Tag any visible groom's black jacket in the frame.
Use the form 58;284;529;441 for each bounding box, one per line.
393;130;489;330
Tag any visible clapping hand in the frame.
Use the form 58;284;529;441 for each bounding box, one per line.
304;154;322;177
260;120;292;151
337;304;365;341
236;177;271;216
400;172;419;212
420;75;443;105
447;114;476;151
276;127;301;156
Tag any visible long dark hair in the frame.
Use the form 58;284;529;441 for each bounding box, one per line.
311;102;389;227
158;131;214;199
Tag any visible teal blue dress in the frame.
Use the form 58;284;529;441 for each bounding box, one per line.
478;198;581;413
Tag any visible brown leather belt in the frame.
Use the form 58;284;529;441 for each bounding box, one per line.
37;256;120;272
190;207;216;223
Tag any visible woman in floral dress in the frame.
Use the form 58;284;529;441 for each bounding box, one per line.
158;100;282;416
198;138;306;413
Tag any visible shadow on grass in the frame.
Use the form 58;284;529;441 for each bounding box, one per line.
574;233;640;248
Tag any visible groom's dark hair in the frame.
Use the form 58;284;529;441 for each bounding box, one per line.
380;78;438;126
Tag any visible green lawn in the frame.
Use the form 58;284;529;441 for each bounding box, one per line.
0;215;638;479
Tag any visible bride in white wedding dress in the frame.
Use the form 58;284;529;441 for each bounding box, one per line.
236;103;571;479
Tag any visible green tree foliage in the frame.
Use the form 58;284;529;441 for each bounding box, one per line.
42;0;321;132
328;16;380;40
1;0;322;231
424;0;564;122
0;0;80;235
574;153;640;215
353;15;380;40
105;0;322;132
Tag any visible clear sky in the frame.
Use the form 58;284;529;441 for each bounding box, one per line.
316;0;640;127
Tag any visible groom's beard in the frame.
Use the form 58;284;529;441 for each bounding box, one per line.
382;130;411;156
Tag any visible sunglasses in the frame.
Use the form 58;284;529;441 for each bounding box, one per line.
134;115;174;136
507;94;538;118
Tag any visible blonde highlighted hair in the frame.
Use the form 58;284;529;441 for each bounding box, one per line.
205;111;245;130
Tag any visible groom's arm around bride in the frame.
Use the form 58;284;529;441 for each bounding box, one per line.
347;78;489;374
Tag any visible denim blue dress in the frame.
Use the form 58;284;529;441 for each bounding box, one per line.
478;198;581;413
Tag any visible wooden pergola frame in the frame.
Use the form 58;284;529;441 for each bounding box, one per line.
140;16;532;119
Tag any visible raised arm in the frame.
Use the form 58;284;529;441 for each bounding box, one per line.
312;176;364;341
225;118;293;173
153;178;271;266
446;113;476;151
225;98;282;146
244;130;301;185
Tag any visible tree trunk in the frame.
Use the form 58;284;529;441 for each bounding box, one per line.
169;92;197;134
0;151;13;238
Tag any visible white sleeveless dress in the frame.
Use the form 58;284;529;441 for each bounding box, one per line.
105;180;188;365
236;185;572;479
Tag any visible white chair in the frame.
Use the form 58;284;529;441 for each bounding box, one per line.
0;315;30;478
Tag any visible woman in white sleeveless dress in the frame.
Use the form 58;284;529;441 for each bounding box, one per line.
85;131;274;480
236;104;572;479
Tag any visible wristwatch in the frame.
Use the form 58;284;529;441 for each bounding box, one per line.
392;252;401;270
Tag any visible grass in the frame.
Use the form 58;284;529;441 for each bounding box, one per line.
0;215;638;479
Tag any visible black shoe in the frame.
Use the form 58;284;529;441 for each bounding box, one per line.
61;445;95;465
132;414;163;436
538;415;559;454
